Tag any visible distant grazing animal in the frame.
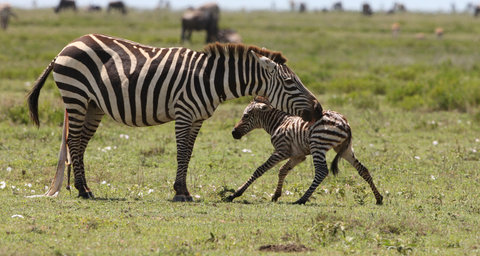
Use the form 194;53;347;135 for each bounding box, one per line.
27;34;323;201
227;97;383;205
107;1;127;15
391;22;400;37
332;2;343;11
475;5;480;17
216;29;242;43
0;3;16;30
181;2;219;43
54;0;76;13
299;2;307;12
87;5;102;12
387;2;406;14
435;27;444;39
415;33;425;40
362;3;373;16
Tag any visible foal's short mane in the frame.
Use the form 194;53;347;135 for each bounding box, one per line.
203;43;288;65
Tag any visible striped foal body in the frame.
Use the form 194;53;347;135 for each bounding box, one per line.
228;99;383;205
27;34;321;201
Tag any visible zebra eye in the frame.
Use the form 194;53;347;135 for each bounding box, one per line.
285;78;295;85
243;114;250;119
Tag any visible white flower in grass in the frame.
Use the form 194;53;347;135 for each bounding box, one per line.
432;140;438;146
31;190;35;193
285;190;293;195
430;175;436;180
472;148;477;153
242;148;252;153
414;156;420;160
475;138;479;143
45;186;49;191
25;183;32;188
6;167;12;172
137;192;143;197
11;214;24;218
0;181;6;189
101;180;107;185
194;195;201;199
120;134;130;140
148;189;154;194
323;188;329;194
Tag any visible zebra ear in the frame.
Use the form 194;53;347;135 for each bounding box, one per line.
254;96;270;105
250;50;276;73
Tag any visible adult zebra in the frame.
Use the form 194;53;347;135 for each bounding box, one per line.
27;34;322;201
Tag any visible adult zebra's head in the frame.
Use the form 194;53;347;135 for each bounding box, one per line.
251;50;322;122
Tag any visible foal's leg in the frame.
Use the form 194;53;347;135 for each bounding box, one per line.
343;147;383;205
294;149;328;204
227;152;288;202
272;156;306;202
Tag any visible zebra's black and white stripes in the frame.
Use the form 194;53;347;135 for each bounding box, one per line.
27;34;322;201
228;97;383;205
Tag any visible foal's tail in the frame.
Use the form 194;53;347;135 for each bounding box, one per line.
27;58;56;127
330;128;352;176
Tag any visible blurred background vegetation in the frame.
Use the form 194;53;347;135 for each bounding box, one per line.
1;9;480;126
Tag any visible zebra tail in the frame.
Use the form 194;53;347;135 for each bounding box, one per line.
27;58;55;127
330;128;352;176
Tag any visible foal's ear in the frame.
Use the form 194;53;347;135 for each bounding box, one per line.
250;50;276;73
254;96;271;105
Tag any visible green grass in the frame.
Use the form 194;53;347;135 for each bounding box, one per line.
1;9;480;255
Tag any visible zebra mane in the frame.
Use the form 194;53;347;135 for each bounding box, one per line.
203;43;288;65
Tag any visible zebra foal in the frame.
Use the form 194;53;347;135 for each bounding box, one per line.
27;34;322;201
227;97;383;205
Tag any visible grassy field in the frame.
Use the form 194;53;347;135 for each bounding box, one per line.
1;8;480;255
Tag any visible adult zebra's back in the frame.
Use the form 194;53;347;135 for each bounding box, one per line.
27;33;322;201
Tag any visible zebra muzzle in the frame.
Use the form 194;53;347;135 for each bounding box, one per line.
232;129;243;139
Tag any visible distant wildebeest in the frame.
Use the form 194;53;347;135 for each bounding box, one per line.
87;5;102;12
0;3;16;30
217;29;242;43
227;97;383;205
181;2;219;43
474;5;480;17
387;2;406;14
332;2;343;11
54;0;76;13
362;3;373;16
299;2;307;12
107;1;127;15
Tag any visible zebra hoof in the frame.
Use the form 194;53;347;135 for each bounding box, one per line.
225;195;235;202
271;196;279;202
292;199;306;205
78;191;95;199
172;195;193;202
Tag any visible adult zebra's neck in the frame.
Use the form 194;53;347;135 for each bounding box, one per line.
203;44;271;104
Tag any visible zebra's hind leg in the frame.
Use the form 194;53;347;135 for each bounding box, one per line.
293;150;328;205
172;119;204;202
343;148;383;205
226;152;287;202
272;156;306;202
67;101;104;199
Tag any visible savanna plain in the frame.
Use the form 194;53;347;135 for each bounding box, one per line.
0;8;480;255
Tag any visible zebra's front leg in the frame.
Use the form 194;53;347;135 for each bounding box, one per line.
227;152;287;202
293;151;328;205
272;156;305;202
172;120;204;202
